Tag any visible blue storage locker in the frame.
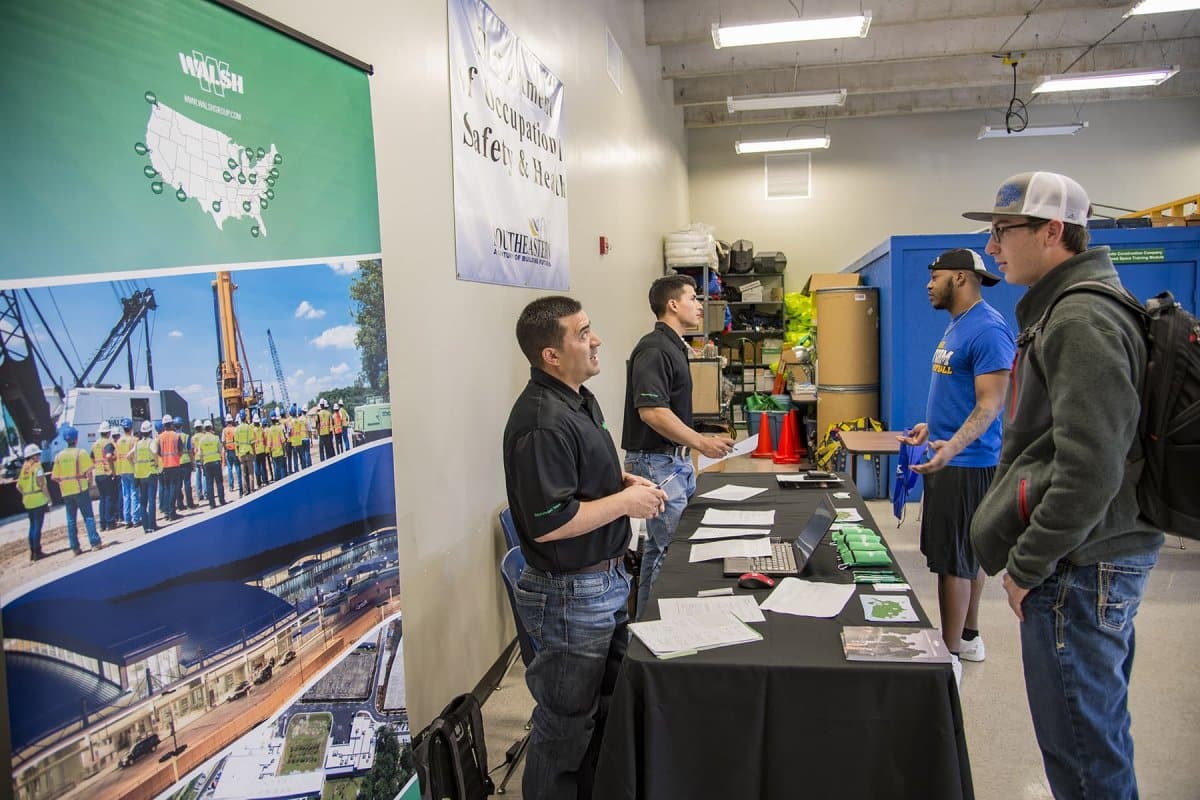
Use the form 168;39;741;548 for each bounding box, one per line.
840;226;1200;503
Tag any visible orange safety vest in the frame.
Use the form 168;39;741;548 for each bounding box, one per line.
159;429;181;468
52;447;93;497
18;461;48;509
332;411;343;434
92;438;115;476
223;425;237;451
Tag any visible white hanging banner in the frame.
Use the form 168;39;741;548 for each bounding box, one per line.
448;0;570;289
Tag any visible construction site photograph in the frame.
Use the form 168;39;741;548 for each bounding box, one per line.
1;260;404;800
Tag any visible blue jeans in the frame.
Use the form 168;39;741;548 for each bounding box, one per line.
515;561;630;800
62;492;101;550
1020;550;1157;800
624;452;695;620
27;506;45;554
300;440;312;468
138;475;158;532
226;454;241;492
195;461;205;500
121;473;141;525
95;474;115;528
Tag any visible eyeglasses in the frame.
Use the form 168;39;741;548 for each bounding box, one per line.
989;220;1047;243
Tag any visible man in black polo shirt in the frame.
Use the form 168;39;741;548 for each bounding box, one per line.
503;295;667;800
623;274;735;618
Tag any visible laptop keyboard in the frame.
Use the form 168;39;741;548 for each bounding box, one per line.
747;541;796;573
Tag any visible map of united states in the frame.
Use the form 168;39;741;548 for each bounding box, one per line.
142;99;281;237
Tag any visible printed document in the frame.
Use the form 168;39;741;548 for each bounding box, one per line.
689;526;772;541
629;611;762;658
697;434;761;471
658;594;765;624
758;577;857;618
699;484;768;502
860;594;919;622
701;508;776;526
688;537;773;563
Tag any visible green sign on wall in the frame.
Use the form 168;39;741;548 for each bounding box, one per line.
1110;248;1167;264
2;0;380;283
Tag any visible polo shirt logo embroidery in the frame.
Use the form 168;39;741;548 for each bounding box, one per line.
534;502;563;517
639;392;659;399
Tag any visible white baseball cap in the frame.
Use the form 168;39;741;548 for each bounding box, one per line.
963;171;1092;226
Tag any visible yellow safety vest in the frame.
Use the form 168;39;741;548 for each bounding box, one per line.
18;462;48;509
267;425;284;457
52;447;93;497
133;438;158;479
116;434;135;475
234;423;254;457
199;432;221;464
318;409;333;435
288;418;304;445
252;426;266;455
92;438;115;476
179;432;192;465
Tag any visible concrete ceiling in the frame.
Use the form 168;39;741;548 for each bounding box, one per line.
645;0;1200;128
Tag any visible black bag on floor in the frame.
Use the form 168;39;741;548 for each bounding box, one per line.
413;693;495;800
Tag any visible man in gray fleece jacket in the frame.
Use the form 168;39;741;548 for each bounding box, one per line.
965;172;1163;800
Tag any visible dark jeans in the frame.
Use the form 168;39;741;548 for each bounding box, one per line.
62;492;101;550
1021;550;1157;800
27;506;45;554
515;561;630;800
161;466;180;518
624;451;695;619
273;455;287;480
137;475;158;532
204;462;225;507
95;474;118;528
319;433;334;461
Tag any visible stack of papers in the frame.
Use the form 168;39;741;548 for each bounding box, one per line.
758;577;857;618
698;484;768;502
688;526;772;541
701;508;776;526
629;611;763;659
688;538;772;563
658;595;765;624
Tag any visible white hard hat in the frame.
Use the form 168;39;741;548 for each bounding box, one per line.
162;414;173;424
98;421;111;434
141;420;154;433
319;398;328;408
225;413;234;422
23;443;41;458
193;419;201;427
204;419;214;429
252;415;261;424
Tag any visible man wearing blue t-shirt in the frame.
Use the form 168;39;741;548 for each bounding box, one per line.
900;248;1015;675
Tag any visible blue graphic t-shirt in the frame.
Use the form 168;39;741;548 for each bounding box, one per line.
926;300;1016;467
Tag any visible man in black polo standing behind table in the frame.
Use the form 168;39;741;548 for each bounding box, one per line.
503;295;667;800
623;274;735;618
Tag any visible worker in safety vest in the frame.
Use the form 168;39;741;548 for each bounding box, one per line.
293;406;311;471
17;443;49;561
133;420;160;533
176;416;197;511
198;419;226;508
158;415;182;521
332;402;345;454
222;412;241;494
91;421;119;531
234;412;256;496
340;404;352;452
51;424;103;554
116;417;140;528
268;410;287;480
317;398;335;461
192;419;206;502
252;414;270;486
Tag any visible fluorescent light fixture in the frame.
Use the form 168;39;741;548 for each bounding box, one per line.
734;136;831;154
1032;66;1179;93
978;121;1089;139
1127;0;1200;16
727;89;847;113
712;14;871;48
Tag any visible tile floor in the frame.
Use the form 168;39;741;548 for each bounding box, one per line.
481;498;1200;799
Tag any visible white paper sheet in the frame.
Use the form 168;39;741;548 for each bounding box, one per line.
860;594;919;622
658;595;766;623
688;537;773;563
628;611;762;658
696;434;760;471
698;484;768;502
835;508;864;522
758;577;857;618
701;508;776;526
688;526;773;541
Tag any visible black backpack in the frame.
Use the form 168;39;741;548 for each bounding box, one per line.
1027;281;1200;539
413;693;495;800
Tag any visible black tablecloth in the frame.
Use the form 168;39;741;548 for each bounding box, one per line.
593;473;973;800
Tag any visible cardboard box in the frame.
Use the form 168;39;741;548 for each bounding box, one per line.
802;272;861;294
739;280;764;302
684;300;728;333
740;340;761;364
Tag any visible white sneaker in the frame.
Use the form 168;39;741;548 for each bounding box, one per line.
958;636;986;662
951;654;962;688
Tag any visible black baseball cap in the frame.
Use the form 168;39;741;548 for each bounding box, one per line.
929;248;1001;287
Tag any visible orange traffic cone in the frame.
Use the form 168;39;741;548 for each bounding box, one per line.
773;410;802;464
751;412;775;458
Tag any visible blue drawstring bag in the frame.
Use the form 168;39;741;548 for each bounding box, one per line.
892;430;928;524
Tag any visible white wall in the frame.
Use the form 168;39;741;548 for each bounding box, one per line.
688;97;1200;285
239;0;689;725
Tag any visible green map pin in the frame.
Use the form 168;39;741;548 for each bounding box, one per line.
144;91;157;105
266;177;275;188
250;225;261;238
242;200;252;212
256;147;266;159
227;158;238;170
237;173;246;185
268;168;279;179
223;171;233;182
265;189;275;200
134;142;148;155
143;166;159;179
175;188;187;201
150;181;164;194
248;174;257;185
212;201;222;213
259;198;268;209
273;154;283;165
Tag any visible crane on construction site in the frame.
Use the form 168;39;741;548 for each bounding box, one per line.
212;272;263;419
266;328;290;407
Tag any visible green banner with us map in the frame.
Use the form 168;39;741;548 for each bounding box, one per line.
1;0;380;284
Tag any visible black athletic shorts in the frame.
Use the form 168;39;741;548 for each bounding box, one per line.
920;465;995;579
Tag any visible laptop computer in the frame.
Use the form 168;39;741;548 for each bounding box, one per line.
723;496;837;577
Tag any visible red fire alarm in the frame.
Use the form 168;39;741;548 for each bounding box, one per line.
599;236;610;255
